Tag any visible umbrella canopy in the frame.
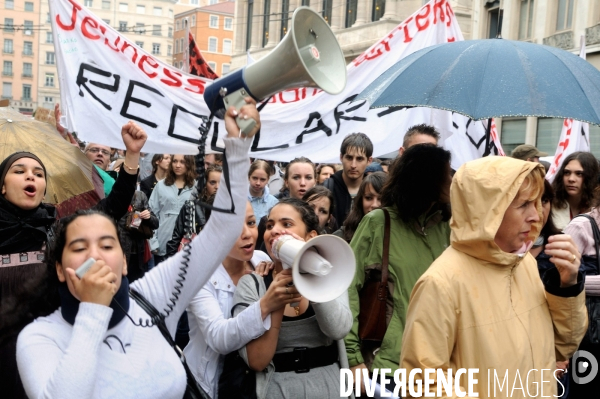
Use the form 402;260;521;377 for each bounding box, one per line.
0;107;102;214
357;39;600;125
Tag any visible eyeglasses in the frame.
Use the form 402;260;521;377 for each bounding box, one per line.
87;148;110;156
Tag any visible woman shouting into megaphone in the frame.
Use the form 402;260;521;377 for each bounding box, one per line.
228;198;352;399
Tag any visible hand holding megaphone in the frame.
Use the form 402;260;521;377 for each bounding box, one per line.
260;268;303;319
223;97;261;138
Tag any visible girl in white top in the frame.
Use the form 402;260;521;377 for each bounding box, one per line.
13;101;261;399
185;201;282;398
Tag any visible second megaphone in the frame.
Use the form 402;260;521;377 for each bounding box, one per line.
271;234;355;303
203;6;347;136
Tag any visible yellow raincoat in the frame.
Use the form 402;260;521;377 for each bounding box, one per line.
400;156;587;398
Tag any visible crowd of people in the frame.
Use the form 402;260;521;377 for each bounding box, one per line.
0;100;598;399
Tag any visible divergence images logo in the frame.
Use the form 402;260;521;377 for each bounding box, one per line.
572;350;599;385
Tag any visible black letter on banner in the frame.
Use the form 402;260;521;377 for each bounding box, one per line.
76;63;120;111
295;112;332;144
376;106;412;118
251;129;290;152
120;81;164;128
333;94;367;134
210;121;225;152
167;104;207;144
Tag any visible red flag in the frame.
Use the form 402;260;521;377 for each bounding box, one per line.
188;32;219;80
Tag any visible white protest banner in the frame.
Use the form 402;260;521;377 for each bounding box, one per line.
546;36;590;183
50;0;502;165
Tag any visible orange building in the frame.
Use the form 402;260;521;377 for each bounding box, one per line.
173;1;234;77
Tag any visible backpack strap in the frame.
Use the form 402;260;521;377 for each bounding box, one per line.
230;271;274;317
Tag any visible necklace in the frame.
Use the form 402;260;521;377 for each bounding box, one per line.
292;304;300;316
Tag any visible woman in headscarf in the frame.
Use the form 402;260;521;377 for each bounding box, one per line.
0;121;146;398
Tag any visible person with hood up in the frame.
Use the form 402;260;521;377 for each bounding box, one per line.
400;157;588;399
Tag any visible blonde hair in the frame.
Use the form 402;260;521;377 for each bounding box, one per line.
520;167;545;201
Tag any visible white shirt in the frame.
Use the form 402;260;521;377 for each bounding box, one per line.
185;251;272;398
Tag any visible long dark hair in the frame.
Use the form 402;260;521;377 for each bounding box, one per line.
267;198;320;235
343;172;387;242
0;209;124;345
540;179;561;243
553;151;599;211
151;154;167;175
381;144;451;223
165;155;197;188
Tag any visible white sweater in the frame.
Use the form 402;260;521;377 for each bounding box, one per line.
185;251;272;398
17;137;251;399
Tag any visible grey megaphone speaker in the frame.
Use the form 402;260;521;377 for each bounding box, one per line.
203;6;347;136
271;234;355;303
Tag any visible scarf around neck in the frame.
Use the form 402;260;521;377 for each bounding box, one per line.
58;276;130;329
0;195;56;254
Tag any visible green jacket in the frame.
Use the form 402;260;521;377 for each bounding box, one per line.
345;206;450;371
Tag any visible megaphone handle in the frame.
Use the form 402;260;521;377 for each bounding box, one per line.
223;89;257;137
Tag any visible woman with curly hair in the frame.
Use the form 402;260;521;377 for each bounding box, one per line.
148;155;197;264
552;151;599;230
345;144;452;394
334;171;386;242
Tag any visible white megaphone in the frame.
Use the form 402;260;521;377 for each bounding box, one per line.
203;6;347;136
271;234;355;303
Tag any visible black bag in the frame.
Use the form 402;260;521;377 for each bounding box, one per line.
218;272;274;399
129;289;211;399
575;214;600;344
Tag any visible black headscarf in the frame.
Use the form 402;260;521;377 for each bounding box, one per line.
0;152;56;254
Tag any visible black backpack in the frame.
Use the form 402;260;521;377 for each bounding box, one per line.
217;272;274;399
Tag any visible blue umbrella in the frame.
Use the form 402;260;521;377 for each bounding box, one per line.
357;39;600;126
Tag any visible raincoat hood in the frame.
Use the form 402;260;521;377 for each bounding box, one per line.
450;156;544;266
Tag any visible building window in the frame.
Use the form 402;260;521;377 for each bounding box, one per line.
176;20;180;31
175;39;179;54
4;18;15;32
345;0;357;28
518;0;534;40
180;38;185;53
372;0;385;22
46;32;53;43
191;0;199;4
47;13;51;23
209;0;217;4
535;118;563;155
208;37;217;52
487;1;503;38
223;39;232;55
556;0;574;31
135;41;143;48
246;0;254;50
209;15;219;28
168;27;173;37
25;2;34;11
322;0;332;24
102;0;110;10
208;61;216;71
222;63;230;74
84;0;93;7
153;7;162;16
136;5;145;14
23;62;32;77
45;96;53;103
6;0;14;9
23;41;33;55
191;15;196;27
167;45;172;56
119;2;127;12
500;118;526;154
152;43;160;55
263;0;270;47
281;0;290;37
168;9;173;18
23;21;34;35
102;19;110;26
2;82;12;99
224;17;233;30
3;39;13;53
46;52;55;65
152;25;161;36
119;21;127;32
22;84;31;100
45;73;55;87
135;23;145;34
301;0;310;4
2;61;12;76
